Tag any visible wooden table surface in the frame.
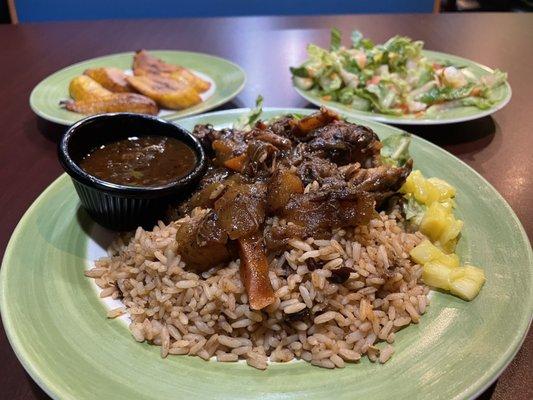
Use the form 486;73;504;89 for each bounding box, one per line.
0;13;531;400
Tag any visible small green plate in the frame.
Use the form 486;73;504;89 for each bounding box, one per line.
29;50;246;125
1;109;531;400
294;50;512;125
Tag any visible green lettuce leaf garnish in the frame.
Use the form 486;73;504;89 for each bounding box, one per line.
234;95;264;130
417;85;474;104
330;28;341;51
403;194;426;227
380;132;412;166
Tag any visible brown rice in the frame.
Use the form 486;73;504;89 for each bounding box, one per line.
85;209;429;369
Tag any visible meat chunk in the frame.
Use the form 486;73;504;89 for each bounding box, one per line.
214;182;267;240
264;186;374;251
173;108;414;310
175;211;234;272
281;186;374;234
268;115;296;137
178;168;231;214
295;153;343;185
252;129;292;150
350;160;413;206
266;169;304;212
241;141;279;177
306;121;382;167
264;223;307;252
193;125;248;164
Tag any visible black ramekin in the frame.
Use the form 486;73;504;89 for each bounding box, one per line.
58;113;207;231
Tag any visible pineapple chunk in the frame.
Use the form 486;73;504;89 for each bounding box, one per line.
402;171;457;206
401;170;429;204
449;265;486;301
410;239;444;265
420;202;451;241
437;252;460;268
439;217;464;245
440;198;456;211
438;237;459;253
422;262;453;290
427;177;456;200
424;180;442;205
423;263;486;300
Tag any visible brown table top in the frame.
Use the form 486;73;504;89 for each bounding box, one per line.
0;12;531;400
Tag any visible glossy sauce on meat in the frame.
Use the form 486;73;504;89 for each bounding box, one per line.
80;136;196;186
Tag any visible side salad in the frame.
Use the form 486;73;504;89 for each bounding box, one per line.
291;29;508;117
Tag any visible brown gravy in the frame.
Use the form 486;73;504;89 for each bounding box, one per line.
80;136;197;187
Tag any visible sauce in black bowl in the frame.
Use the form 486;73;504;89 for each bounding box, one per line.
80;136;197;187
58;113;207;231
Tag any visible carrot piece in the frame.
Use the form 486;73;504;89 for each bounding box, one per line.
238;234;275;310
224;154;247;172
291;107;338;136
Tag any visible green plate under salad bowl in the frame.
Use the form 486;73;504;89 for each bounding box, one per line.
1;108;531;400
29;50;246;126
294;50;512;125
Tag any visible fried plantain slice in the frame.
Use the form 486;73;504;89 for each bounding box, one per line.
84;67;135;93
133;50;211;93
126;74;202;110
69;75;112;101
168;68;211;93
133;49;177;76
62;93;158;115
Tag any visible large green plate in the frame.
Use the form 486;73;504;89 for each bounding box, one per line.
294;50;512;125
1;109;531;400
29;50;246;125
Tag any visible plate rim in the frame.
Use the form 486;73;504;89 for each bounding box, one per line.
293;49;513;125
28;49;247;126
1;107;532;400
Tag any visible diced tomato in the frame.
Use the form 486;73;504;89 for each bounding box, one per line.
368;76;381;85
399;103;409;113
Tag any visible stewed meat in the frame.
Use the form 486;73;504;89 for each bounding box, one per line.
306;121;382;167
173;108;412;309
